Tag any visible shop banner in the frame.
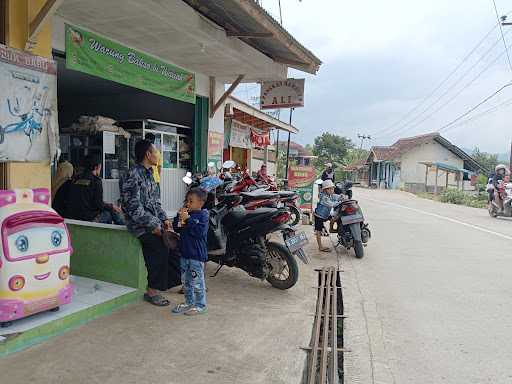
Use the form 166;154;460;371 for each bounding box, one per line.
288;165;316;211
251;128;270;148
65;25;195;104
260;78;305;109
230;120;251;149
0;44;58;162
208;131;224;169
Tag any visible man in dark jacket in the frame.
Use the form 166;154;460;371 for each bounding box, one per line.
121;139;180;306
66;156;124;224
321;162;335;183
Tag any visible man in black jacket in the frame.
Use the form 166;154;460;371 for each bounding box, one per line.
66;155;124;224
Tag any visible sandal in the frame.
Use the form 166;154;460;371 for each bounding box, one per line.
320;247;331;252
171;303;193;314
184;306;208;316
143;293;170;306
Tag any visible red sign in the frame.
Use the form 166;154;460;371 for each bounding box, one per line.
208;131;223;157
250;129;270;148
287;165;316;188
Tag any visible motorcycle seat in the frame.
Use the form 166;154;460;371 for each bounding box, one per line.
278;191;297;198
223;207;277;228
241;190;279;200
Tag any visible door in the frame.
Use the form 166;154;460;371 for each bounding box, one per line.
232;147;247;170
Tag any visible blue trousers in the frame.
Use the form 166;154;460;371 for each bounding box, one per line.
180;258;206;309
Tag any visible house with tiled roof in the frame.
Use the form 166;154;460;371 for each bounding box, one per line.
366;132;486;192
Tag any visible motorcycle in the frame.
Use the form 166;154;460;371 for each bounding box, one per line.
182;175;309;289
335;180;354;200
331;198;371;258
488;179;512;218
256;175;302;227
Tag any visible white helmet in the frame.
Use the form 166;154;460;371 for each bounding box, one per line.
495;164;508;175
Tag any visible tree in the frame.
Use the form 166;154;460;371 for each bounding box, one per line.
471;147;498;174
312;133;354;169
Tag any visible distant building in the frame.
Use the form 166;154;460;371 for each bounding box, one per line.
278;141;316;166
364;133;486;192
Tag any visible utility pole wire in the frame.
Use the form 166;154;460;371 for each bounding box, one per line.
369;21;502;138
492;0;512;75
437;82;512;132
375;37;512;140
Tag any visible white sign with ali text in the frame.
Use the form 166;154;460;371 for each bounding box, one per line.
260;78;305;109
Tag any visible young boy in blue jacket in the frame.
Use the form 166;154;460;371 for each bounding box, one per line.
172;188;209;316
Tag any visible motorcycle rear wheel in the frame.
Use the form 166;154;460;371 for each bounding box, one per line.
488;204;498;218
266;241;299;290
287;205;302;227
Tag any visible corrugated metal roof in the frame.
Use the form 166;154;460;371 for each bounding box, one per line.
182;0;321;74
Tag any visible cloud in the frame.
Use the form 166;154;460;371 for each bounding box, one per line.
239;0;512;154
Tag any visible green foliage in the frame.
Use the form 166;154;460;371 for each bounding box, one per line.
471;147;498;174
439;189;488;208
312;133;354;169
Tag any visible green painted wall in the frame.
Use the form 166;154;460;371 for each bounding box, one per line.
68;225;147;290
193;95;209;172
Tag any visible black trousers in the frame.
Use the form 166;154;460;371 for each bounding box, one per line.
139;233;181;291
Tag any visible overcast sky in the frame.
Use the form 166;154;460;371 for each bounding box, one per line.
233;0;512;155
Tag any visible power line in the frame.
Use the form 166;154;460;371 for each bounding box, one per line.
376;36;512;140
441;94;512;133
369;21;502;138
436;82;512;132
492;0;512;74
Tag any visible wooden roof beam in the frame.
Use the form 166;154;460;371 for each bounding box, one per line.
210;74;245;118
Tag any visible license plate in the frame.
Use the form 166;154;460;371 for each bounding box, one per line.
341;213;364;225
285;231;308;253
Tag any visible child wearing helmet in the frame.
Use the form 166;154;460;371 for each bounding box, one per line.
314;179;341;252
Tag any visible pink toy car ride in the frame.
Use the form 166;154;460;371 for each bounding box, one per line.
0;189;73;327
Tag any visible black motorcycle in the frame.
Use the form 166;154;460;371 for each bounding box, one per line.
208;194;309;290
334;181;354;199
331;198;371;258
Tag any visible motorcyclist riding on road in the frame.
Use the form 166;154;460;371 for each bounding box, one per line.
489;164;510;212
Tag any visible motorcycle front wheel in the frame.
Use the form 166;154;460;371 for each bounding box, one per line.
488;203;498;218
287;205;302;226
266;241;299;290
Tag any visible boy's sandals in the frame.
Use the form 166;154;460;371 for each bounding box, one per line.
143;293;170;306
184;306;208;316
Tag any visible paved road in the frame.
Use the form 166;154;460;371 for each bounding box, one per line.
342;188;512;384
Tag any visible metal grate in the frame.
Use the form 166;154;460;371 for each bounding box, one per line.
304;266;345;384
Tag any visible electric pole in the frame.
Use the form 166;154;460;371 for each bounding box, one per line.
357;134;372;150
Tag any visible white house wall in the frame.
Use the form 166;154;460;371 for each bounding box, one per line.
399;140;464;187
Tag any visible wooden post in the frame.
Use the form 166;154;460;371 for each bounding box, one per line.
434;166;439;195
445;171;449;191
424;164;429;192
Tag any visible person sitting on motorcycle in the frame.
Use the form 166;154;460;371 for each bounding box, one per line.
491;164;510;211
256;164;272;184
321;163;335;183
314;179;341;252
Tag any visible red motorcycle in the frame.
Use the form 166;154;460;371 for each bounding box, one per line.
225;171;302;226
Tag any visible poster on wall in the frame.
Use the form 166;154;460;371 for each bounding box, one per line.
250;128;270;148
0;44;58;162
288;165;316;212
65;25;196;104
260;79;305;109
207;131;224;169
230;120;251;149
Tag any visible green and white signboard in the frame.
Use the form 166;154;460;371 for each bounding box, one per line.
65;25;195;104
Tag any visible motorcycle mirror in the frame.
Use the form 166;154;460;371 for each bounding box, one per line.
182;175;193;185
314;179;323;185
223;160;236;169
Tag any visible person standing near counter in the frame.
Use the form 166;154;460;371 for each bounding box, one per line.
121;139;180;306
144;133;162;196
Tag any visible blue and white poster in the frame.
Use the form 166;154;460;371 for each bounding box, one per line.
0;44;58;162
